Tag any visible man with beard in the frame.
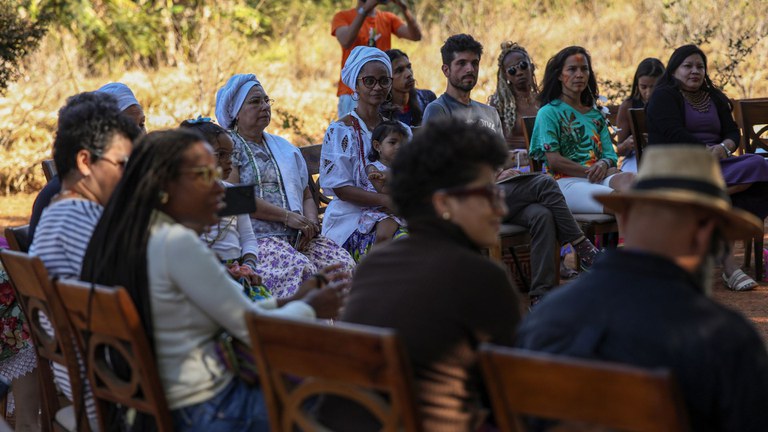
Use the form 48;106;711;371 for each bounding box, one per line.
516;145;768;432
423;33;601;307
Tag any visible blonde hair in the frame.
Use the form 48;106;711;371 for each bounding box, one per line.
488;41;539;137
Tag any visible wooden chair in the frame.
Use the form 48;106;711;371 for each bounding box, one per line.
53;279;173;432
300;144;332;218
4;225;30;253
42;159;57;182
629;107;648;166
0;250;83;432
478;345;689;432
246;313;422;432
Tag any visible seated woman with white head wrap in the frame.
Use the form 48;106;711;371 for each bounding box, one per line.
320;46;411;261
216;74;355;298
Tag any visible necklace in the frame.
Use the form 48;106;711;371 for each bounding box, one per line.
232;131;288;212
353;108;383;131
202;216;236;246
680;89;711;113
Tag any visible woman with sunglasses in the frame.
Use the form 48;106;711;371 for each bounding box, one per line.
320;46;411;260
319;120;521;430
81;129;348;431
215;74;355;299
488;41;539;150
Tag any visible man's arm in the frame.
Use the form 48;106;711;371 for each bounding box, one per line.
334;0;379;49
392;0;422;41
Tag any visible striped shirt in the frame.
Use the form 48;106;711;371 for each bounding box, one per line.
29;198;102;430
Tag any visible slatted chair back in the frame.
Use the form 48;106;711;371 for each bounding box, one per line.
42;159;57;182
53;280;173;432
0;250;84;431
246;313;422;432
300;144;331;216
629;108;648;166
479;345;689;432
737;98;768;155
4;225;30;253
521;116;543;172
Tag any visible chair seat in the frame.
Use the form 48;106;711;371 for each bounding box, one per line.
573;213;616;223
55;405;76;432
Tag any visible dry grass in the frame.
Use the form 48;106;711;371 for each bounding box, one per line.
2;0;768;195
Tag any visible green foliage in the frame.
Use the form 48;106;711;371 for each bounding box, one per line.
0;0;50;93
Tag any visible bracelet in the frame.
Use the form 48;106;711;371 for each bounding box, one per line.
284;210;289;225
243;258;258;270
719;143;733;157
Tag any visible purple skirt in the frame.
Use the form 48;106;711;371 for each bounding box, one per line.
722;154;768;219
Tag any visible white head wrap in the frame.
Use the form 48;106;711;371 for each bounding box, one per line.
215;74;261;129
96;82;140;112
341;46;392;91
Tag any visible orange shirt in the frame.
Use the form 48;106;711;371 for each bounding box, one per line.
331;9;405;96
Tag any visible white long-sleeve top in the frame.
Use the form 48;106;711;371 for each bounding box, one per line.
148;212;314;409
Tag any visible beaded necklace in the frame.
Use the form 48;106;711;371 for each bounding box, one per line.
680;89;711;113
202;216;236;247
232;131;288;212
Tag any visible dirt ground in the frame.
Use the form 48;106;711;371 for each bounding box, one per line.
2;192;768;341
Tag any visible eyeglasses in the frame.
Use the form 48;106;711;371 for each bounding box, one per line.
180;165;223;184
439;184;506;209
99;155;130;170
506;60;530;76
214;150;237;161
248;97;274;107
358;76;393;89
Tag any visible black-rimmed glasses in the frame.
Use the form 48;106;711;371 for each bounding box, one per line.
439;184;506;209
358;76;393;89
180;166;223;184
506;60;530;76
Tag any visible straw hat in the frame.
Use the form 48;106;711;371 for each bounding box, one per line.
595;145;763;240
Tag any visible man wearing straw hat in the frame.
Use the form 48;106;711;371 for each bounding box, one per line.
516;145;768;431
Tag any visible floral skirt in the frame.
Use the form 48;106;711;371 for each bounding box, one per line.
343;227;409;262
255;235;355;299
0;265;36;381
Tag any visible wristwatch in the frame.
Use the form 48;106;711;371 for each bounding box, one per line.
719;142;733;157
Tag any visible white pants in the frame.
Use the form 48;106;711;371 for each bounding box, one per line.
557;174;619;214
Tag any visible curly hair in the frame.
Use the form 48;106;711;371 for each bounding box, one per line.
390;120;507;219
53;91;141;178
538;46;598;107
488;41;539;138
440;33;483;65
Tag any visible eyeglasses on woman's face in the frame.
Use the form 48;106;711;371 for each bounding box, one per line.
180;165;223;185
213;150;238;162
358;76;393;89
439;184;507;209
506;60;529;77
98;154;130;170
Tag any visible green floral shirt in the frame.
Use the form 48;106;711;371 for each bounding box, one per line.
529;100;617;180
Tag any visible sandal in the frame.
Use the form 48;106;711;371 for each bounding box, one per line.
722;269;758;292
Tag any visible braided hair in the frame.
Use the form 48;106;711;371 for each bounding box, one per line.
488;42;538;138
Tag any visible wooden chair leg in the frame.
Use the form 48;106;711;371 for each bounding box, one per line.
745;238;753;268
755;236;764;281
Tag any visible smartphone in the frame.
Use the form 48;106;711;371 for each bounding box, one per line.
218;184;257;217
293;230;303;249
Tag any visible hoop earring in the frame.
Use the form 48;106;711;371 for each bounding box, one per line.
351;92;359;101
159;191;169;205
385;92;392;103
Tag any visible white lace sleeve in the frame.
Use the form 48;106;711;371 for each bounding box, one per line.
319;122;364;194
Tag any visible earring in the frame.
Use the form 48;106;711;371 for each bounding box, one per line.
159;191;169;204
441;211;451;220
351;92;359;101
385;92;393;103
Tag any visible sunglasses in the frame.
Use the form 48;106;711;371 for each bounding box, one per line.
180;165;223;184
358;76;393;89
439;184;506;209
506;60;530;76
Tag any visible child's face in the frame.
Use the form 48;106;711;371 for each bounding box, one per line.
213;133;235;179
374;132;404;165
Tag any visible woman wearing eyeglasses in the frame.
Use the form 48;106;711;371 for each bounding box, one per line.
320;46;411;261
81;129;348;431
215;74;355;299
488;41;539;150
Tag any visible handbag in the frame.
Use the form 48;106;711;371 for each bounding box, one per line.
214;331;260;386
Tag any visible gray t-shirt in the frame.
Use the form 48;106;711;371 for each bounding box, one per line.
422;93;504;138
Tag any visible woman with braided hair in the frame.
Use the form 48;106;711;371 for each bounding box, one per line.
488;41;540;150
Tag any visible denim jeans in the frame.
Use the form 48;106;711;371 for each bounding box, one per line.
172;378;270;432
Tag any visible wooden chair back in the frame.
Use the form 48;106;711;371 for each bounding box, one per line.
736;98;768;155
629;108;648;166
42;159;57;182
479;345;689;432
4;225;30;253
53;279;173;432
246;313;422;432
521;116;544;172
0;250;83;431
300;144;331;216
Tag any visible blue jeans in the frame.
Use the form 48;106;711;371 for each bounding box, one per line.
172;379;270;432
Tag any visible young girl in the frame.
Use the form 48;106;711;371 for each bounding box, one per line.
179;117;270;300
615;58;665;172
359;121;408;249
